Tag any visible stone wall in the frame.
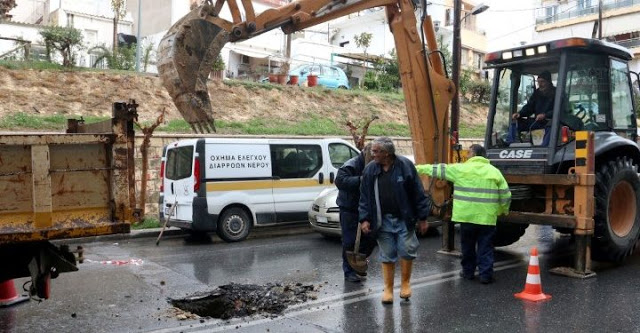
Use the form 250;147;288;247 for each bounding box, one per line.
136;135;483;217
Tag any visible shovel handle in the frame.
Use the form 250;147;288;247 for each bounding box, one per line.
354;223;362;253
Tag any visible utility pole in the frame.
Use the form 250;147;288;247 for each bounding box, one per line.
598;0;603;40
451;0;461;137
135;0;142;72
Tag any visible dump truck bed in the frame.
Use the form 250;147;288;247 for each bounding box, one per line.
0;103;138;245
0;133;131;244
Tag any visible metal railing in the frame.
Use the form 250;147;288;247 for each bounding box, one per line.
616;37;640;48
536;0;640;25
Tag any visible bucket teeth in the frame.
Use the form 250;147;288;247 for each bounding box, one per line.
158;5;229;133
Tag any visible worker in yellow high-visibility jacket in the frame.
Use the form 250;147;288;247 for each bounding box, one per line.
415;144;511;284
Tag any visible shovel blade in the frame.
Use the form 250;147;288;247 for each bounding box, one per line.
346;252;368;275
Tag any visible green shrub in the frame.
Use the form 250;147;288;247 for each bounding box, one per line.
467;80;491;104
39;25;83;67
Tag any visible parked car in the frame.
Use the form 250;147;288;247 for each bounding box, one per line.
309;156;432;239
308;187;342;238
290;64;350;89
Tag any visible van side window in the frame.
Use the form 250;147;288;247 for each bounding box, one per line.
328;143;358;168
166;146;193;180
271;144;323;179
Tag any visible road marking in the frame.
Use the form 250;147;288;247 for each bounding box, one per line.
147;259;524;333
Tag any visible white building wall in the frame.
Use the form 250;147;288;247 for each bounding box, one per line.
10;0;47;23
329;4;449;58
0;22;42;59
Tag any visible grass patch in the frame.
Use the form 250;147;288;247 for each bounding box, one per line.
368;123;411;137
1;112;479;139
153;116;410;136
459;124;486;138
132;217;161;230
0;60;65;71
0;59;148;76
0;112;110;130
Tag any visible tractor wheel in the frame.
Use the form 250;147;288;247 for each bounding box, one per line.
493;222;528;247
592;157;640;262
216;207;252;242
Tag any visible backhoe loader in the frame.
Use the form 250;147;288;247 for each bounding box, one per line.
158;0;640;277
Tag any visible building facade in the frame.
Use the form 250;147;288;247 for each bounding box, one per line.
5;0;133;67
328;0;488;77
535;0;640;73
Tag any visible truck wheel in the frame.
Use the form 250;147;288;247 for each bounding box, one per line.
593;157;640;262
217;207;252;242
493;223;528;247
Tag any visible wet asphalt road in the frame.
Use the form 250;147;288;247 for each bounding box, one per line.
2;225;640;333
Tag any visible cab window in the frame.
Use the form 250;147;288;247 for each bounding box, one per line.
271;145;323;179
610;59;635;130
564;54;609;132
165;146;193;180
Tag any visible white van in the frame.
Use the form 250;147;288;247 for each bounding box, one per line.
159;138;359;242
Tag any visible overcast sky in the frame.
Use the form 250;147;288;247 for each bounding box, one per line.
477;0;538;51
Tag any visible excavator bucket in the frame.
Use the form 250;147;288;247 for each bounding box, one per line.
157;5;230;133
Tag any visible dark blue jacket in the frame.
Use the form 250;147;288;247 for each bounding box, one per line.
358;155;431;231
335;153;365;212
518;88;555;120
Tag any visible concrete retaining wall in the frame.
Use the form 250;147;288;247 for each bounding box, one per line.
136;135;483;217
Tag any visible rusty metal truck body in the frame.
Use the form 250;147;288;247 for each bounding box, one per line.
0;101;138;298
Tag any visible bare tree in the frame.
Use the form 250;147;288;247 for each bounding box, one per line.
134;109;166;218
346;115;379;150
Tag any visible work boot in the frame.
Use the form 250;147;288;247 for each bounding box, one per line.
399;259;413;300
381;262;395;304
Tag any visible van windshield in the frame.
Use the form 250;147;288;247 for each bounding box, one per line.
166;146;193;180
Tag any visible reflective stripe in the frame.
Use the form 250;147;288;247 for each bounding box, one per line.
433;165;438;178
453;194;502;204
526;274;541;284
454;185;511;195
439;163;446;179
500;198;511;205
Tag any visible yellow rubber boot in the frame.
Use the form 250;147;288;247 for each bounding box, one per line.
400;259;413;300
381;263;395;304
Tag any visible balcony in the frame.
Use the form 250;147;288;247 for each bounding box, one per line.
616;37;640;48
537;0;640;25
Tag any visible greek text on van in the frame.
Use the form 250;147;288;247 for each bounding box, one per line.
209;154;270;169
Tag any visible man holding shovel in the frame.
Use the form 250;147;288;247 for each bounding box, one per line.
359;137;430;303
336;143;376;283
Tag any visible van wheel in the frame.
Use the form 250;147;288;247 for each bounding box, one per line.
592;157;640;262
217;207;252;242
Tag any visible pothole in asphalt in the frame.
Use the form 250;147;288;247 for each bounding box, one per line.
170;282;320;320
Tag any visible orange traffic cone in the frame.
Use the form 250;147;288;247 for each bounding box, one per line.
0;279;29;307
515;247;552;302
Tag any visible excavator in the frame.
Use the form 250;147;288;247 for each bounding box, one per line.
158;0;640;278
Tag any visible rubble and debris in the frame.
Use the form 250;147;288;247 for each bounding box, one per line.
170;282;320;320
